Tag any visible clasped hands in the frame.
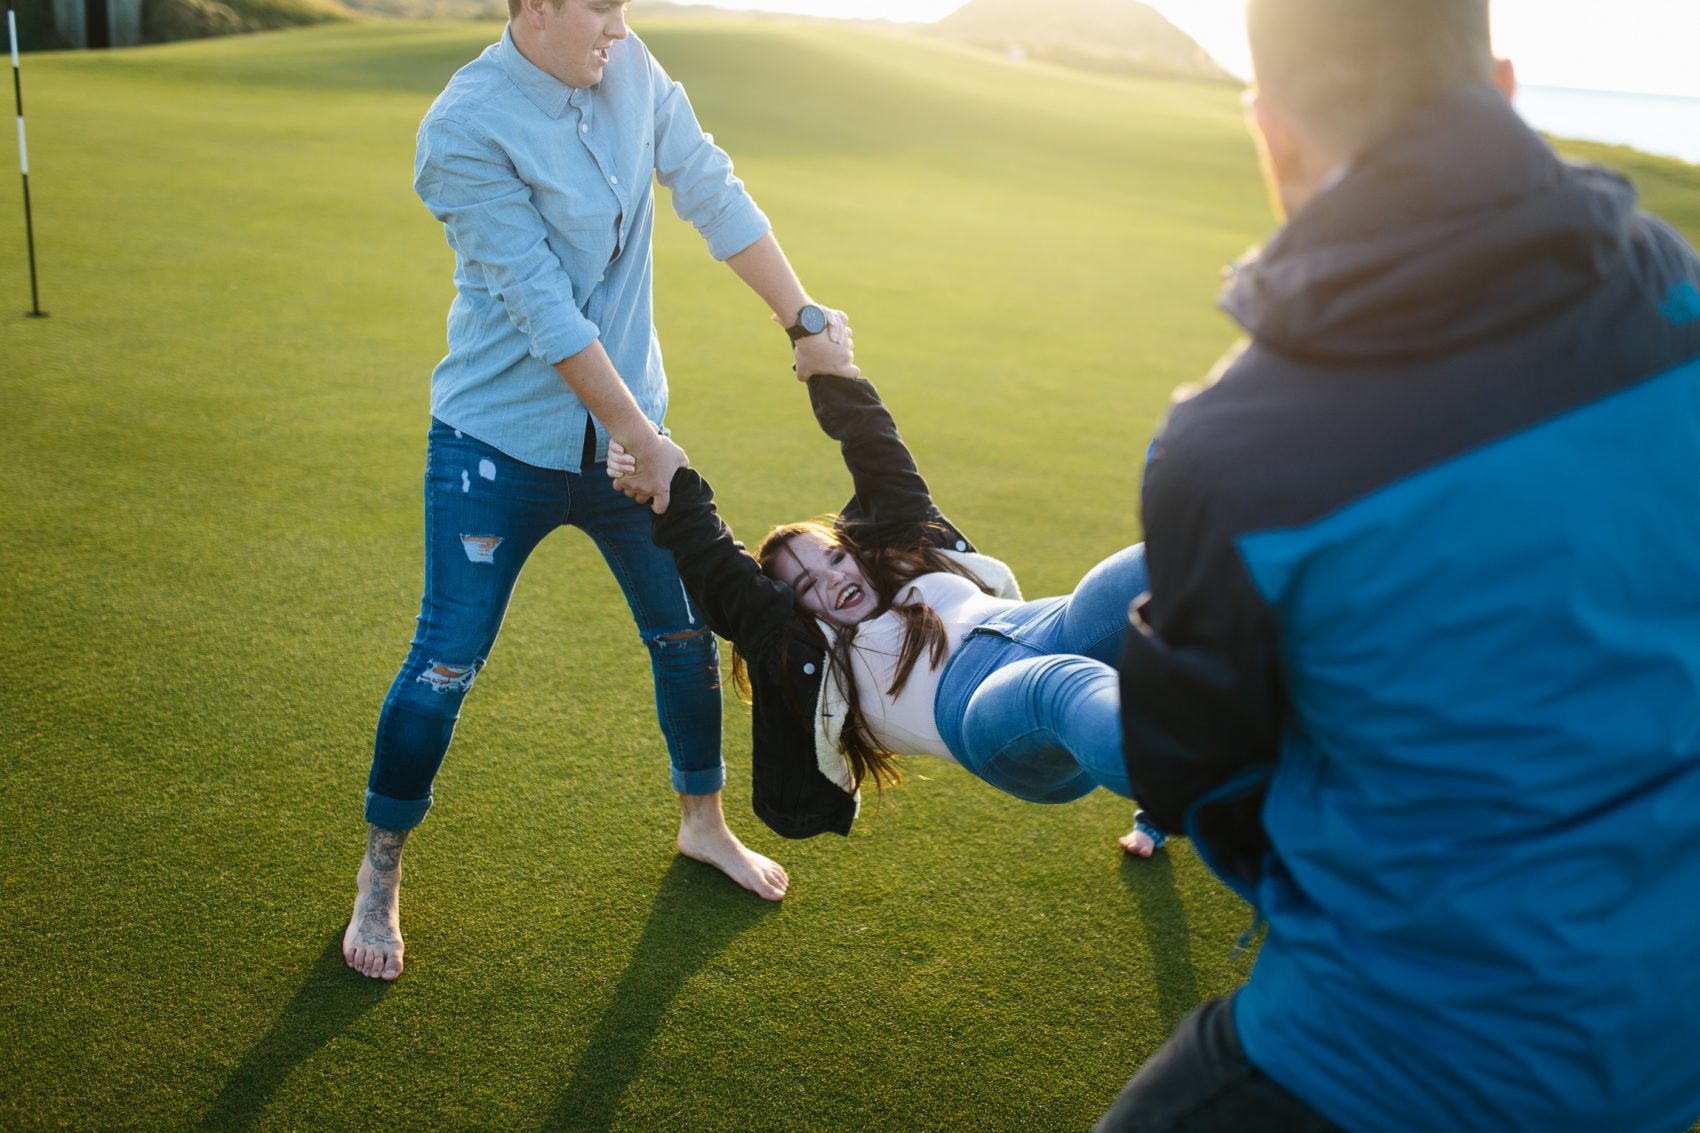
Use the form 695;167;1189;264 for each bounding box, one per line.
610;309;857;514
789;306;858;382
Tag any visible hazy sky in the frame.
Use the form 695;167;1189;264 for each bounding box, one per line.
673;0;1700;99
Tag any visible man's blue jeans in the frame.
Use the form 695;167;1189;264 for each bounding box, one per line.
934;543;1147;803
364;420;724;830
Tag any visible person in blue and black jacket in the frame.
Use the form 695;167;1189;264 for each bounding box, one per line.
1103;2;1700;1132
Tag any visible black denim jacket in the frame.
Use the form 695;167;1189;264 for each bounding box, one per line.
651;374;1014;839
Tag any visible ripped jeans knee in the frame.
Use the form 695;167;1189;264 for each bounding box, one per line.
643;624;720;687
639;624;725;795
414;657;485;694
367;651;490;826
648;624;712;646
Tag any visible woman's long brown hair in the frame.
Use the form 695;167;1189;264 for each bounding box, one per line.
730;519;993;792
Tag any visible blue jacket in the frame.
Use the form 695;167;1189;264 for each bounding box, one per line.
1120;86;1700;1133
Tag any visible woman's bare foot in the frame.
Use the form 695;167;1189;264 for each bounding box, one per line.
677;792;789;901
343;826;407;981
1119;827;1158;857
1119;811;1168;858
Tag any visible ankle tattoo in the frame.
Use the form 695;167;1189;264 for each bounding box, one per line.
366;826;407;872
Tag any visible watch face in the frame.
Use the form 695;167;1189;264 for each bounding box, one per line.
798;305;828;335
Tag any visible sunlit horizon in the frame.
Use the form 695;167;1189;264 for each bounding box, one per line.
657;0;1700;101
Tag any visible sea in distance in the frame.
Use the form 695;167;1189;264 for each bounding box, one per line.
1514;85;1700;165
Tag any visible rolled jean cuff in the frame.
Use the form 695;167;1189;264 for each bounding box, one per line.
365;788;432;830
672;762;726;796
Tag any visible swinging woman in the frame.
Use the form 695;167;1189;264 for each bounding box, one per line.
610;366;1164;857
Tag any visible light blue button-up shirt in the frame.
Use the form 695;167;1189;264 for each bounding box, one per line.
414;28;771;470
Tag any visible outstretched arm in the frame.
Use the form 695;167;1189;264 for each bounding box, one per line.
724;235;858;382
644;43;853;384
605;380;899;518
643;457;799;663
559;343;686;514
807;375;960;549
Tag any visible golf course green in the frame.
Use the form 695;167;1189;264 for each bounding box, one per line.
2;17;1696;1130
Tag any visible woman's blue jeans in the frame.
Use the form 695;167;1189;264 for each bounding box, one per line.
364;420;724;830
934;543;1147;803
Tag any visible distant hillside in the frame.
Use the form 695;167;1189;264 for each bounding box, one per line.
145;0;351;42
333;0;899;23
932;0;1233;84
13;0;348;48
337;0;500;18
329;0;1231;86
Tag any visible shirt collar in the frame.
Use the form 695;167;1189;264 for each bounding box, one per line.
494;25;579;119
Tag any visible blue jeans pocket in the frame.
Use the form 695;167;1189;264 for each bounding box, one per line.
967;731;1099;804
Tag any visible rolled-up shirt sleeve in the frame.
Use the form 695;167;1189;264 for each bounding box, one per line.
415;116;601;366
648;51;770;262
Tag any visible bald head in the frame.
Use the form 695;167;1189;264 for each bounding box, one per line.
1247;0;1495;161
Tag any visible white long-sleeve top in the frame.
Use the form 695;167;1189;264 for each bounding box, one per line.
847;572;1021;759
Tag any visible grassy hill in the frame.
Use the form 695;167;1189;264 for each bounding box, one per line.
144;0;353;43
15;0;352;49
933;0;1234;83
1;19;1696;1132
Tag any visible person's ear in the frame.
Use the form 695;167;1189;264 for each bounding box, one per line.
518;0;551;29
1250;94;1298;173
1247;92;1298;218
1493;56;1518;103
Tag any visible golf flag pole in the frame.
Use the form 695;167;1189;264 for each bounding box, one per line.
7;0;45;317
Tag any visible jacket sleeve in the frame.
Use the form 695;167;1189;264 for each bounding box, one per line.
807;374;967;550
1118;425;1286;895
650;465;797;660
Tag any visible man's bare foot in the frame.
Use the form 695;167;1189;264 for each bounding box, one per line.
343;826;407;981
677;792;788;901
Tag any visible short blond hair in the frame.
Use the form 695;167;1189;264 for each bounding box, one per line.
1247;0;1494;159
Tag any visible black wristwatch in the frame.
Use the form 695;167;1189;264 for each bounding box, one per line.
785;304;828;342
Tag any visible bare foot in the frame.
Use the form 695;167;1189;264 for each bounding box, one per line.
1119;812;1166;859
677;793;789;901
1119;827;1158;857
343;826;407;981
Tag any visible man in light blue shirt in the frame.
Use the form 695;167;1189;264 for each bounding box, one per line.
344;0;855;981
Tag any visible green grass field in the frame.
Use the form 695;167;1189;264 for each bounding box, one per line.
2;19;1697;1131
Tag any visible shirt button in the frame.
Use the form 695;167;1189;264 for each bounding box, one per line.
803;663;817;675
609;175;619;185
955;539;968;551
580;123;589;133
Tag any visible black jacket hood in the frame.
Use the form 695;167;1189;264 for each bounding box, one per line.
1222;85;1641;363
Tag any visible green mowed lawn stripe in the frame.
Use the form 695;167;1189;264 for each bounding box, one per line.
2;20;1695;1131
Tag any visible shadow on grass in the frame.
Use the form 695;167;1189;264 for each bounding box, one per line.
1118;850;1201;1034
543;856;780;1132
199;932;391;1132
